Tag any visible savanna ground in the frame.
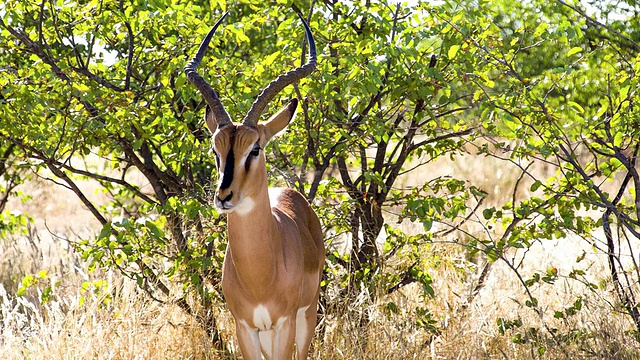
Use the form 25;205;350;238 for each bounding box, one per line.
1;152;638;359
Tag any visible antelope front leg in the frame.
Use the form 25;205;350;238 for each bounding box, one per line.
270;318;296;360
236;322;262;360
295;301;319;359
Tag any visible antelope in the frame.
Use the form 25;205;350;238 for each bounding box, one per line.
184;12;325;360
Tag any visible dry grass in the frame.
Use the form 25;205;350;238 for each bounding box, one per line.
0;278;217;359
2;153;640;359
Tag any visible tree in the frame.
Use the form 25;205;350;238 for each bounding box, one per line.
270;1;479;307
1;0;229;345
420;0;640;348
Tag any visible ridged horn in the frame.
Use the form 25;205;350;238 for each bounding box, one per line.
184;12;232;128
242;12;317;127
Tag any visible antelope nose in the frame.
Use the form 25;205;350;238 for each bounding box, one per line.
217;191;233;203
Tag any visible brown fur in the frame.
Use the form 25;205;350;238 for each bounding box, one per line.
207;101;325;359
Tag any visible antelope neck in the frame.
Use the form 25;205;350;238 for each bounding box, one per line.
226;184;280;286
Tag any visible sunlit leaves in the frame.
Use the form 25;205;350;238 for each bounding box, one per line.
566;46;582;56
447;44;460;59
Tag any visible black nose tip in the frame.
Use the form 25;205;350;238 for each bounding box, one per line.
217;191;233;203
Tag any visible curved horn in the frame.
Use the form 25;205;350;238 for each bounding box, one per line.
184;12;232;128
242;12;317;127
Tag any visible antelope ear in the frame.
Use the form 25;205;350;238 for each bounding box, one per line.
261;99;298;142
204;105;218;133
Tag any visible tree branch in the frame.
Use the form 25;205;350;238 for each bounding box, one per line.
556;0;640;52
124;21;134;90
71;66;125;92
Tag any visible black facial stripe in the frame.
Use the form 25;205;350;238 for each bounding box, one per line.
219;127;236;190
220;148;235;189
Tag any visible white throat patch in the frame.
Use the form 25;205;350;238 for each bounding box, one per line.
233;196;255;215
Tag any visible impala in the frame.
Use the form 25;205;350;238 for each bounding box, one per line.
184;12;325;360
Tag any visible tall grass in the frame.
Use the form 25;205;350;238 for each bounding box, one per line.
3;231;639;359
0;279;216;359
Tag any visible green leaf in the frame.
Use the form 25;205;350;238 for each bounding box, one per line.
482;207;495;220
530;180;542;192
618;85;630;101
525;297;538;307
533;22;548;36
567;101;584;114
538;346;546;356
98;222;112;240
566;47;582;56
146;220;164;239
234;28;249;43
17;274;37;297
447;44;460;59
596;99;609;117
485;245;498;262
211;0;226;11
422;219;433;231
613;132;623;147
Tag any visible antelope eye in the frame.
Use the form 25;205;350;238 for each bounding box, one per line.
249;144;261;157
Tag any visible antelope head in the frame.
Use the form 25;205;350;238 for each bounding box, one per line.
184;13;317;214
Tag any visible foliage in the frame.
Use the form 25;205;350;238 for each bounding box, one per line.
432;0;640;344
0;140;29;238
1;0;232;345
1;0;640;356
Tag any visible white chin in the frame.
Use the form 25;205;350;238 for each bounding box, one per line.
215;196;254;215
216;206;234;214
